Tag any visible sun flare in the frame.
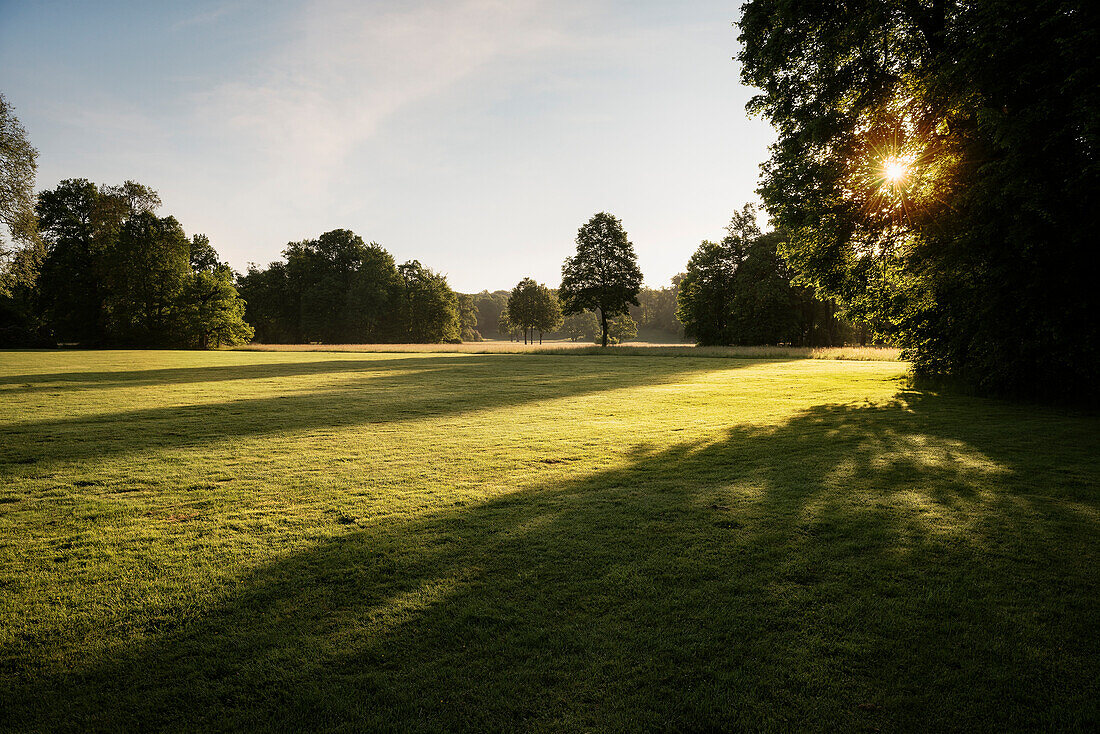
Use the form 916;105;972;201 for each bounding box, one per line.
883;157;909;184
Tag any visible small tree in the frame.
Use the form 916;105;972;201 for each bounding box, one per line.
559;212;643;347
532;286;562;344
507;277;539;344
560;310;599;341
507;277;561;344
606;314;638;345
497;307;516;341
182;265;254;348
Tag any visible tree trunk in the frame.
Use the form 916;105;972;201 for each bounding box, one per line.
600;309;608;347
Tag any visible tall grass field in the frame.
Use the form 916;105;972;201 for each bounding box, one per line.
1;349;1097;730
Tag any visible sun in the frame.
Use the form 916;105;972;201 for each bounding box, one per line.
883;156;910;184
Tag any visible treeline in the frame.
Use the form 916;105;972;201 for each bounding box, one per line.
472;207;859;347
1;96;859;351
237;230;467;344
2;179;252;347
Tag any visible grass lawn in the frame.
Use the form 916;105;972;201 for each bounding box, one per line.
1;349;1097;731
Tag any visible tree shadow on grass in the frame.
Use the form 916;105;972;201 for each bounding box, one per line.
3;392;1099;731
0;355;732;468
0;357;445;392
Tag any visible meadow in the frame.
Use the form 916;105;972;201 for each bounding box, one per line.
0;349;1097;731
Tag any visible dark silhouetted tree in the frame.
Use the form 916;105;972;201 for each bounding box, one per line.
739;0;1099;397
676;240;739;346
559;212;642;347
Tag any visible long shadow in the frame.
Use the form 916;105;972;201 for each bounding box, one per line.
0;355;737;468
3;392;1097;731
0;356;454;393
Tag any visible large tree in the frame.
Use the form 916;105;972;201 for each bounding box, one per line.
35;179;161;344
0;93;40;297
726;232;800;346
559;212;643;347
676;240;739;346
33;178;251;348
101;210;191;345
240;231;405;343
239;236;461;344
739;0;1099;398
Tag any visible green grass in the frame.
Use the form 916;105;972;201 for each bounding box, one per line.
0;349;1097;731
234;341;902;361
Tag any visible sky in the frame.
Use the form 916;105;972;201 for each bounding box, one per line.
0;0;775;293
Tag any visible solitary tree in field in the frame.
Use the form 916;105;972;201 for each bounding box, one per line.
559;212;642;347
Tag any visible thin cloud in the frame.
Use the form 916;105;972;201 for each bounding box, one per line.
195;0;578;193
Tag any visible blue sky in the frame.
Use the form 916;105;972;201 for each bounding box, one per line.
0;0;774;292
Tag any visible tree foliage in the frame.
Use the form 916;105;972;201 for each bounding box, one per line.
238;234;461;344
559;212;643;347
469;290;509;339
457;293;481;342
507;278;562;344
560;310;599;342
678;210;857;347
629;280;684;341
398;260;461;344
17;179;251;347
738;0;1100;397
0;93;40;296
606;314;638;345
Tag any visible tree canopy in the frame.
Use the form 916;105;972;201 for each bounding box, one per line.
0;93;40;297
507;278;562;344
738;0;1099;397
238;238;461;345
677;207;859;347
559;212;643;347
15;179;252;347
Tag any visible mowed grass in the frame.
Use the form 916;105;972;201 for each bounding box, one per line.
236;341;902;361
0;349;1097;731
